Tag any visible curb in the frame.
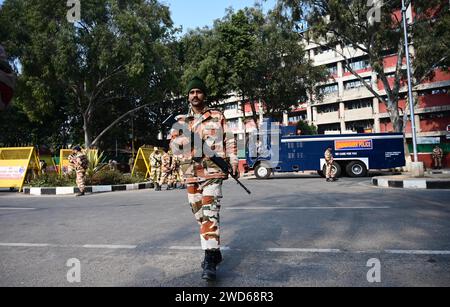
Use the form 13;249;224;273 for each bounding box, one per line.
23;182;154;196
372;177;450;189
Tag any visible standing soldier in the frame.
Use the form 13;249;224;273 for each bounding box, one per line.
72;146;88;196
171;76;239;281
149;147;162;191
432;145;444;170
159;149;174;190
170;117;187;189
324;147;337;182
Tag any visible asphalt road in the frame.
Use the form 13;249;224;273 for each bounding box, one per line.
1;174;450;287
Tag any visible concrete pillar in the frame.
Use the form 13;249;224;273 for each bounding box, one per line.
340;120;346;133
339;102;345;119
414;114;421;134
337;61;343;78
307;105;313;123
283;112;288;126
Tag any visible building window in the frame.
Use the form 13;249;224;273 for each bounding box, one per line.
224;103;238;111
318;83;339;95
344;57;371;72
344;77;371;90
227;119;239;129
325;64;338;76
345;120;374;133
345;99;373;110
317;104;339;114
318;123;341;134
288;114;307;122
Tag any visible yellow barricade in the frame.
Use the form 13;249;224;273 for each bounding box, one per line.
131;146;155;178
0;147;40;191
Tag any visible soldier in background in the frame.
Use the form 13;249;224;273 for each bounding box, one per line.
149;147;162;191
432;145;444;170
71;146;88;196
324;147;337;182
159;149;175;190
170;117;187;189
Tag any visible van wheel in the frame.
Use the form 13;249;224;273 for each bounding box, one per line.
255;164;272;179
317;170;325;178
346;161;368;177
322;162;342;178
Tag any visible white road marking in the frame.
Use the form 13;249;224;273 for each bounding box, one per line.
1;243;450;256
0;243;50;247
82;244;136;249
385;250;450;255
265;248;341;253
168;246;231;251
0;207;36;210
226;206;390;210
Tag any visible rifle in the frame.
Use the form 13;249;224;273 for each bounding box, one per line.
208;155;251;195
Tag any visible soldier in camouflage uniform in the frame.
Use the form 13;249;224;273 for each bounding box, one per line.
324;147;337;182
432;145;444;169
71;146;88;196
170;77;239;281
149;147;162;190
158;149;175;190
170;118;186;189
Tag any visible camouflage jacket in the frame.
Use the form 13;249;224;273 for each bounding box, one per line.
74;152;88;172
170;107;238;183
324;149;333;162
149;152;162;167
161;153;174;172
432;147;443;158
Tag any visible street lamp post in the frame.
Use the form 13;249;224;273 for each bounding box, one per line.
402;0;419;162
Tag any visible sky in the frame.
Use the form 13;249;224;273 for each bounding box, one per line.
162;0;277;34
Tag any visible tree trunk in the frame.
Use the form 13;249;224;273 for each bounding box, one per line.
83;114;92;148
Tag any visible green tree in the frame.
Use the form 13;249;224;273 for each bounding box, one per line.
296;119;317;135
0;0;180;148
180;6;324;125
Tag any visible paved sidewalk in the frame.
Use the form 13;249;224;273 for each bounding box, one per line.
372;169;450;189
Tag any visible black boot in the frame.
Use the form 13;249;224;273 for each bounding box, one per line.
155;183;161;191
201;250;221;281
201;249;222;269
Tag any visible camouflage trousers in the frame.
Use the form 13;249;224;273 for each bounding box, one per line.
150;167;161;183
187;179;223;250
159;171;174;186
433;157;442;168
76;170;86;192
325;161;334;179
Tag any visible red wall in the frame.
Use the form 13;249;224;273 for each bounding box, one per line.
412;154;450;169
420;116;450;132
418;94;450;108
383;55;406;69
422;69;450;84
380;119;411;133
343;68;372;77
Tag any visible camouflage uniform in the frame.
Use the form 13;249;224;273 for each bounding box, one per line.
159;151;175;188
171;107;238;251
149;149;162;184
74;152;88;193
67;153;76;174
432;146;444;169
324;148;334;180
